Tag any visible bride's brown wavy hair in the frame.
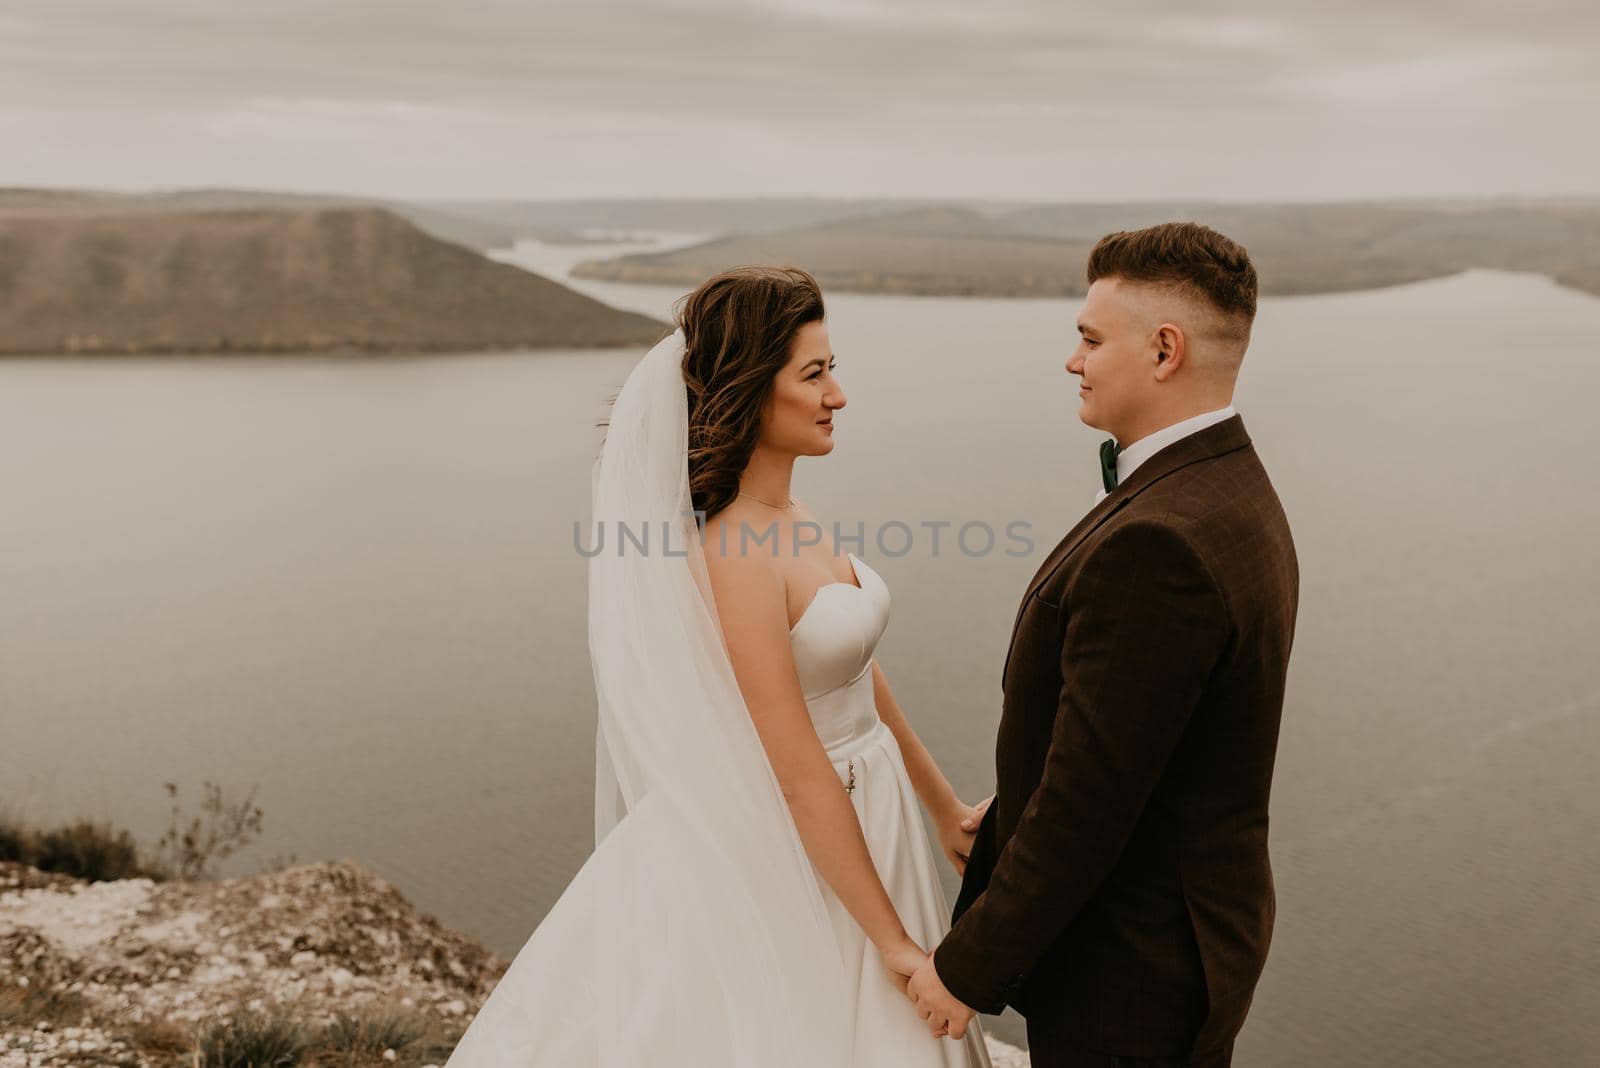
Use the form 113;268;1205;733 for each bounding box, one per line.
677;265;826;521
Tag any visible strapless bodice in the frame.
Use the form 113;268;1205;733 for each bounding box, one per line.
788;552;891;754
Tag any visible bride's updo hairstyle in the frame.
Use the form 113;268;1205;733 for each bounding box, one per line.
677;265;825;521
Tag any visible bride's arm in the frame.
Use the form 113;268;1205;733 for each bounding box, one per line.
706;549;925;976
870;661;990;874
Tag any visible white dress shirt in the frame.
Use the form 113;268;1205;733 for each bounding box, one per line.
1093;405;1238;505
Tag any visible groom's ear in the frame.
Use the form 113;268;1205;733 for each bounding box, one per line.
1153;322;1185;380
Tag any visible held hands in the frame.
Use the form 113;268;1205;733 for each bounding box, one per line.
880;936;929;996
907;953;976;1040
936;794;994;876
882;940;974;1041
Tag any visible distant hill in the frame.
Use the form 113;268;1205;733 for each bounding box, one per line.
424;197;941;241
0;186;528;252
568;198;1600;301
0;206;668;355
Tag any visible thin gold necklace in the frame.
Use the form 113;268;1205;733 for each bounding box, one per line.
738;491;795;509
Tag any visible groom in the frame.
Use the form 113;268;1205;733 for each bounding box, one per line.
907;222;1299;1068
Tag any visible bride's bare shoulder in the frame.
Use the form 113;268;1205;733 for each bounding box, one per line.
701;503;784;595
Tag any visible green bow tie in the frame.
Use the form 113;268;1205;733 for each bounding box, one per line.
1099;438;1121;492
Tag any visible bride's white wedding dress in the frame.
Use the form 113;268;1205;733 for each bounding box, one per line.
791;551;991;1067
442;330;990;1067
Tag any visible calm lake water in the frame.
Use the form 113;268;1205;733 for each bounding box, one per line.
2;244;1596;1064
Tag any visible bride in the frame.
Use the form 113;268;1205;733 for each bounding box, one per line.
443;266;993;1067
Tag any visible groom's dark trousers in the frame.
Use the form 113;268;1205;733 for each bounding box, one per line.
934;416;1298;1068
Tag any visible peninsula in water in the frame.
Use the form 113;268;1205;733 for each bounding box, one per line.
0;191;666;356
561;198;1600;300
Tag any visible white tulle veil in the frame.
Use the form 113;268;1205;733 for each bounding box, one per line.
443;330;852;1066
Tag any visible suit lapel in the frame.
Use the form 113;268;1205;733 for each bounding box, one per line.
999;415;1254;683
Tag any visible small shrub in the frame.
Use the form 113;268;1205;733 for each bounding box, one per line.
153;780;265;881
322;1005;429;1057
32;819;146;882
197;1007;311;1068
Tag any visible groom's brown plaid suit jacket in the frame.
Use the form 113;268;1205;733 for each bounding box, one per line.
935;414;1299;1065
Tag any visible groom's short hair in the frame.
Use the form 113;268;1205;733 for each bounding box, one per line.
1087;222;1257;342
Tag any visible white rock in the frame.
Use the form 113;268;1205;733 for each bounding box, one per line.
0;879;153;953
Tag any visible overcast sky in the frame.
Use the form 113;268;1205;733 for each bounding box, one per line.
3;0;1597;202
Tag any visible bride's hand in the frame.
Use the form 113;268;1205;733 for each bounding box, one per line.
880;936;929;995
936;794;993;876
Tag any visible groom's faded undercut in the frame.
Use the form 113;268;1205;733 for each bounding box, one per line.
1087;222;1257;346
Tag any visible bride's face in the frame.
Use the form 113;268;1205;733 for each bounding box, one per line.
759;320;846;456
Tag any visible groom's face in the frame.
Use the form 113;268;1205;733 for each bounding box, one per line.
1067;277;1158;440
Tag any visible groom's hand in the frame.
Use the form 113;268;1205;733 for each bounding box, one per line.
907;953;976;1040
937;794;993;876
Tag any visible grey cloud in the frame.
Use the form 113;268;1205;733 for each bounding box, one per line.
2;0;1596;199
